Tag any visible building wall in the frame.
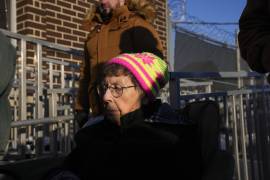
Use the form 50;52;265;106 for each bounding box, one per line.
16;0;167;60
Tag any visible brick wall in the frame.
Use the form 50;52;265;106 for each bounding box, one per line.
16;0;167;58
153;0;167;59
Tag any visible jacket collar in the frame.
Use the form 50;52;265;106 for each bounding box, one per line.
82;100;188;131
143;99;189;125
119;108;145;128
116;99;184;129
82;108;145;129
112;5;130;18
109;5;133;30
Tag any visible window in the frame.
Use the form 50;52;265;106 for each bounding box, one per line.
0;0;8;29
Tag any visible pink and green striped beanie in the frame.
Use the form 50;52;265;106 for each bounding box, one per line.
107;52;169;100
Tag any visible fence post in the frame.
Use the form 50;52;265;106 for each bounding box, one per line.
20;39;27;121
169;74;180;109
239;94;249;180
232;95;241;180
36;44;43;119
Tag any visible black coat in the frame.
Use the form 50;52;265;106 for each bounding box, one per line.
62;103;200;179
238;0;270;73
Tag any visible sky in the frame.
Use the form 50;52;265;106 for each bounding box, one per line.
186;0;246;33
168;0;247;45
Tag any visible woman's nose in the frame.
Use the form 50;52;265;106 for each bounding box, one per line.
102;88;113;101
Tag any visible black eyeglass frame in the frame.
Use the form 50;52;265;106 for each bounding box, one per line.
97;84;136;98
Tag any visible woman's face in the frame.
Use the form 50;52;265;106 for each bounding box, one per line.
100;0;124;12
101;74;142;125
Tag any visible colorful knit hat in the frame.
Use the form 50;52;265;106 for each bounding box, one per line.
107;52;169;100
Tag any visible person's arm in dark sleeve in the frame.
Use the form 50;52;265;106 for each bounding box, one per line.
132;26;164;59
128;17;164;59
238;0;270;73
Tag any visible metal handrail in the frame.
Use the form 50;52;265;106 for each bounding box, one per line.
169;71;269;180
1;28;83;156
0;28;83;56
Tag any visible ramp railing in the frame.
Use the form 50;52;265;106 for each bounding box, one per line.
1;29;83;157
169;71;270;180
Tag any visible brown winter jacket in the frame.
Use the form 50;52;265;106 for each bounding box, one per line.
75;5;164;114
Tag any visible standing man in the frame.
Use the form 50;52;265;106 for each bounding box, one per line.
0;31;16;156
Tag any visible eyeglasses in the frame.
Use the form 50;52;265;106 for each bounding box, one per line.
97;84;136;98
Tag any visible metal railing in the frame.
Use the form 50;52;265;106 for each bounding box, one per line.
1;28;83;157
169;71;270;180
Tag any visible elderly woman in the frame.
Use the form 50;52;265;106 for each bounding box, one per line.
50;52;200;179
